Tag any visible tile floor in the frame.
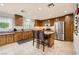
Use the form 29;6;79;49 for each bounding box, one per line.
0;40;76;55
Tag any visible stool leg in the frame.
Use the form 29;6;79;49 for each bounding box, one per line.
43;43;45;52
33;38;34;46
37;39;40;48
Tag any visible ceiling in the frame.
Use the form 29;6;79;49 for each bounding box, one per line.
0;3;76;20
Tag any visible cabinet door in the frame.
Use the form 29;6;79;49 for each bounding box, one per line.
0;36;6;45
64;15;74;41
6;35;14;44
28;31;33;39
50;33;55;47
14;32;23;41
14;33;18;42
18;32;23;40
23;32;28;40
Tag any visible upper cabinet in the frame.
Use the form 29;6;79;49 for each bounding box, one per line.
35;20;44;26
15;14;23;26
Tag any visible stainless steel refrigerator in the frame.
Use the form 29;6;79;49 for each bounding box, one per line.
54;21;64;40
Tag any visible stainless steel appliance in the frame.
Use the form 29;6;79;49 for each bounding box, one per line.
54;21;64;40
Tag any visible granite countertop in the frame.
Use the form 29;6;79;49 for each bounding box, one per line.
44;31;54;35
0;29;32;35
0;32;15;35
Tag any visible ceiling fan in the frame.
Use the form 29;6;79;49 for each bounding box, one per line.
48;3;55;8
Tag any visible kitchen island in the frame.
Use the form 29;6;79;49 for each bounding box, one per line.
44;31;55;47
32;26;55;47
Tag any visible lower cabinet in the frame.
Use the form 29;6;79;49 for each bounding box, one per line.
48;33;55;47
14;32;23;41
23;32;28;40
17;32;23;41
0;31;33;46
0;36;6;45
28;31;33;39
23;31;33;40
6;34;14;44
0;34;14;46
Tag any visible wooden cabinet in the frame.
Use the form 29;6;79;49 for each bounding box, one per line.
23;32;28;40
48;33;55;47
14;31;32;41
35;20;44;26
0;36;6;45
23;31;32;39
0;31;32;46
6;34;14;44
64;15;74;41
28;31;33;39
15;14;23;26
18;32;23;40
14;33;18;42
14;32;23;41
50;19;55;26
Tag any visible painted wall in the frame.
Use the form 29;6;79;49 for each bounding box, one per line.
73;4;79;54
73;15;79;54
74;33;79;54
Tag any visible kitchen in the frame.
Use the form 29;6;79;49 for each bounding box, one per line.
0;3;78;54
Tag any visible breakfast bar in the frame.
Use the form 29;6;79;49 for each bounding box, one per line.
32;26;55;47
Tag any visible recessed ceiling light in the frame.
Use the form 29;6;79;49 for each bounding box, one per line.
38;8;42;10
0;3;4;6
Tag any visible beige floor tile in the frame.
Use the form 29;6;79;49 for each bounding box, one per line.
0;40;76;55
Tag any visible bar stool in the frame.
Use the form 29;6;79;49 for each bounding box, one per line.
38;30;49;52
32;30;40;47
32;30;37;46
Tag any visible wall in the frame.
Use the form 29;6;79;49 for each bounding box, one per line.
0;11;13;18
73;4;79;54
74;33;79;54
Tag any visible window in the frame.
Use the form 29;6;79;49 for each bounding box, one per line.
0;17;13;32
23;18;35;30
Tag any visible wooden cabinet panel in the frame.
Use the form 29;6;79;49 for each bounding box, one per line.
50;19;55;26
35;20;44;26
64;15;74;41
14;31;32;41
23;32;28;40
15;14;23;26
0;36;6;45
18;32;23;40
48;33;55;47
28;31;33;39
14;32;23;41
6;34;14;44
14;33;18;42
23;31;33;39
